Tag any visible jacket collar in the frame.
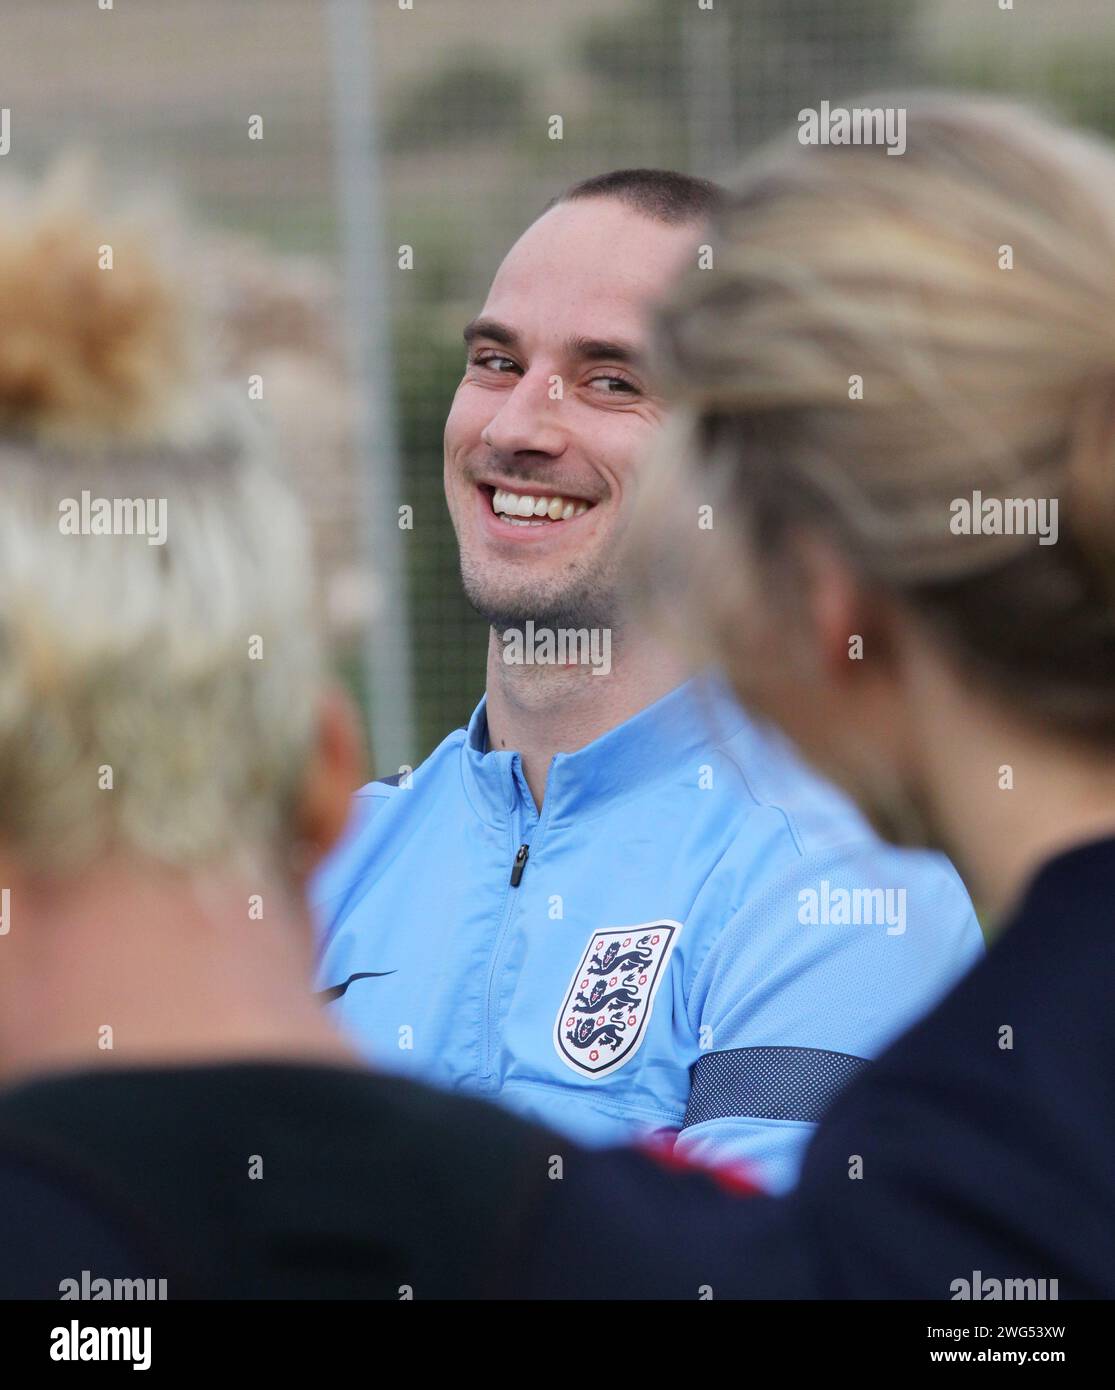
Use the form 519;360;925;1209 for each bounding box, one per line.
459;673;748;829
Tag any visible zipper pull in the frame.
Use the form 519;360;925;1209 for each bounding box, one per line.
509;843;530;887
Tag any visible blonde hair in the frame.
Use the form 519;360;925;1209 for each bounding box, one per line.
0;165;320;873
635;94;1115;742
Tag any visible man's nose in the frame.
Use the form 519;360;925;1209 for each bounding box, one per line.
481;370;567;461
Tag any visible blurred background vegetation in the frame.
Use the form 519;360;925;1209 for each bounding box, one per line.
4;0;1114;767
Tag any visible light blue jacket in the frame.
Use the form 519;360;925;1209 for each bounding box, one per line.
314;677;983;1192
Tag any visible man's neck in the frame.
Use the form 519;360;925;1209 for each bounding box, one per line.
0;858;357;1088
483;625;690;809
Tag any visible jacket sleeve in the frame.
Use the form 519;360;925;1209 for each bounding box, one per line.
673;839;983;1193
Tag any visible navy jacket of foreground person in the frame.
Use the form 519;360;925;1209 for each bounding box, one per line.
313;676;981;1193
0;835;1111;1298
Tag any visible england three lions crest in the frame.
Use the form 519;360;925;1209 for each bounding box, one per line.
553;922;682;1077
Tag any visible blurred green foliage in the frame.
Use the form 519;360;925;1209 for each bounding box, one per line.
391;307;489;758
931;42;1115;139
387;49;529;152
576;0;920;148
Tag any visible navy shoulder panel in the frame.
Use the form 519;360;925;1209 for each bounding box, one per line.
683;1045;869;1127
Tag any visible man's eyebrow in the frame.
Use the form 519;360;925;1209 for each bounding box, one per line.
462;317;519;350
463;318;646;369
566;335;646;369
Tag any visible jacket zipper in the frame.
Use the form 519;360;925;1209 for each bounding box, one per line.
509;843;530;887
481;825;529;1081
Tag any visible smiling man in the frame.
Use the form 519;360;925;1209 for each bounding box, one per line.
313;170;983;1193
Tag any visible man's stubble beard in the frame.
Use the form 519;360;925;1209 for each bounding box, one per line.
459;547;626;634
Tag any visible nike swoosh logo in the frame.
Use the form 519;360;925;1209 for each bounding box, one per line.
316;971;396;1003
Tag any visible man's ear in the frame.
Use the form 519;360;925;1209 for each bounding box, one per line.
295;685;366;870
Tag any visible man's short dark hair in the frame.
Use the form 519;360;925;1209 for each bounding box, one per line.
544;168;725;226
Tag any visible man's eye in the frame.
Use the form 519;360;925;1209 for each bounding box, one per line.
587;373;639;396
471;352;519;374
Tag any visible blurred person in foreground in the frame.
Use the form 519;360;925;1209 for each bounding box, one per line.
0;170;574;1298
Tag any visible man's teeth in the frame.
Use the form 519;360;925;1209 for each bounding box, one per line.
491;488;590;523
